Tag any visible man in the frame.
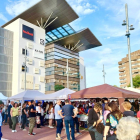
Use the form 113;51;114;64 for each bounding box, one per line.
133;100;139;112
55;100;64;140
28;100;36;136
62;99;76;140
88;103;102;140
8;101;14;129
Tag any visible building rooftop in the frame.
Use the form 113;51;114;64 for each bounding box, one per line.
46;28;102;52
1;0;79;32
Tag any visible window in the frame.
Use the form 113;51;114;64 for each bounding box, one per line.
22;48;27;55
22;65;27;72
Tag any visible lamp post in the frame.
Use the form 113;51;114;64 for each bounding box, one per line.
66;59;70;89
102;64;106;84
122;4;135;88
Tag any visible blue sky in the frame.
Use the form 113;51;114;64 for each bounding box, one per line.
0;0;140;88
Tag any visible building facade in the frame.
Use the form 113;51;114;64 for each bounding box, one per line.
1;0;102;96
0;27;13;96
4;18;45;96
118;50;140;88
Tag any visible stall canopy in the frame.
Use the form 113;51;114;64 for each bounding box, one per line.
70;84;140;99
8;90;45;100
0;92;8;100
35;88;75;100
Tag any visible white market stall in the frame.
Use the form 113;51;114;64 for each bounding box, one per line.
35;88;75;100
8;90;45;101
0;93;8;100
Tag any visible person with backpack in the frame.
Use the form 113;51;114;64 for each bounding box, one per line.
103;102;123;140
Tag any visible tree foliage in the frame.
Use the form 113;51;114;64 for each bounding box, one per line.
55;85;65;91
128;75;140;88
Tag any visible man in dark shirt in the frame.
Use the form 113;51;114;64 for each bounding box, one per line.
62;100;76;140
88;103;102;140
8;101;14;129
28;100;36;136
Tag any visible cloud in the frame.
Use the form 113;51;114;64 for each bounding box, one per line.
67;0;98;15
6;0;40;16
0;13;8;22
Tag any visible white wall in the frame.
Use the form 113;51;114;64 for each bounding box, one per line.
79;57;86;90
4;18;45;95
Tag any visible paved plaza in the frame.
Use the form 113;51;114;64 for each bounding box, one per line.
1;125;90;140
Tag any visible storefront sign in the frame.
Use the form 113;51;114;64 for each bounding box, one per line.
34;45;44;60
22;25;34;41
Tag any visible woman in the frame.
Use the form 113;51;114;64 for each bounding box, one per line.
122;101;134;117
103;102;123;140
88;102;102;140
36;102;41;129
103;104;110;125
48;103;54;128
21;103;28;131
10;102;19;132
116;116;140;140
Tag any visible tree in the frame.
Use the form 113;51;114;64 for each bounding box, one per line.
128;75;140;88
55;85;65;91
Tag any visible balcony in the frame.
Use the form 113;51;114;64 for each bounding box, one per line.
119;69;125;72
119;72;125;76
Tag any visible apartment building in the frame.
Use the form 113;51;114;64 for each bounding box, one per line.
118;50;140;88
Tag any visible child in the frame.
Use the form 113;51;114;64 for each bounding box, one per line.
88;121;104;140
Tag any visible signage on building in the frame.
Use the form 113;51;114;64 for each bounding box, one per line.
22;25;34;41
40;39;44;45
34;45;44;60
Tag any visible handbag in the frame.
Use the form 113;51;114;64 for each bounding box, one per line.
36;116;40;124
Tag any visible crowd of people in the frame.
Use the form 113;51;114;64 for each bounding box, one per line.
0;98;140;140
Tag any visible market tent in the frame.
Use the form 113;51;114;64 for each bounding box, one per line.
70;84;140;99
0;92;8;100
124;87;140;93
35;88;75;100
8;90;45;100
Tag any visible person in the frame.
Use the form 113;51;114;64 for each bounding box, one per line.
88;103;102;140
133;100;139;114
40;106;44;126
72;102;80;134
21;103;28;131
8;101;14;129
103;104;110;125
116;116;140;140
137;111;140;123
28;100;36;136
62;99;76;140
102;98;108;114
103;102;123;140
48;103;54;128
55;100;64;139
88;122;104;140
122;101;134;117
10;102;19;132
36;102;41;129
0;104;3;140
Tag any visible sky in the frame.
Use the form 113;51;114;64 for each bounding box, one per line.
0;0;140;88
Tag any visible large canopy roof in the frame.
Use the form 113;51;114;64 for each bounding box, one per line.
1;0;79;32
70;84;140;99
46;28;102;52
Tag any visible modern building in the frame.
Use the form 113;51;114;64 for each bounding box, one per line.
0;0;102;96
118;50;140;88
0;27;13;97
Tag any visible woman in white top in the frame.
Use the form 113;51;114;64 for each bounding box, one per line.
36;102;41;128
48;103;54;128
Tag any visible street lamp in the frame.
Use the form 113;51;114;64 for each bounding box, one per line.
122;4;134;88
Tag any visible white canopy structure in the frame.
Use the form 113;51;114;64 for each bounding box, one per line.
8;90;45;100
35;88;75;100
0;92;8;100
125;87;140;93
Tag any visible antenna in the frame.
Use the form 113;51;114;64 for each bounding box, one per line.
102;64;106;84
